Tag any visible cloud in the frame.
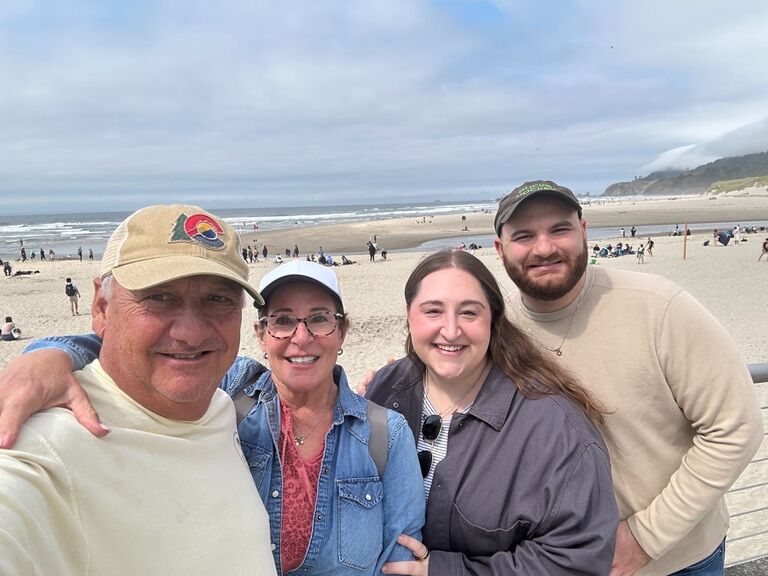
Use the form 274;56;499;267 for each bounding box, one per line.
645;117;768;172
1;0;768;211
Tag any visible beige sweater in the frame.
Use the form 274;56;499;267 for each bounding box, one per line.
0;361;276;576
510;266;763;575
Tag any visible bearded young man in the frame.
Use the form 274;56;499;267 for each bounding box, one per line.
494;180;763;576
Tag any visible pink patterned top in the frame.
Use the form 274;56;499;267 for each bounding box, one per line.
279;400;325;573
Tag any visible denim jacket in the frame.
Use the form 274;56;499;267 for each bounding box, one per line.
25;335;425;576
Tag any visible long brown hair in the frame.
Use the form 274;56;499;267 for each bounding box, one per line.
404;250;605;426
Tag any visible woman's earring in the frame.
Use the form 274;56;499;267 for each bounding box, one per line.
337;348;343;356
263;352;268;360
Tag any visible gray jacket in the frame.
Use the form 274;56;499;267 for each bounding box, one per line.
366;358;618;575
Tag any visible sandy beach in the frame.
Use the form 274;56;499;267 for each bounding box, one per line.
239;189;768;256
2;192;766;387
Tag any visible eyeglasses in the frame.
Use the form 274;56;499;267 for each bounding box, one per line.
259;312;344;339
417;414;442;478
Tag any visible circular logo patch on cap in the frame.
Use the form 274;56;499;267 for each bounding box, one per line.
183;214;225;249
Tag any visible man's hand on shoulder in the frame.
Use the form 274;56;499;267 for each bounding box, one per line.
0;349;109;448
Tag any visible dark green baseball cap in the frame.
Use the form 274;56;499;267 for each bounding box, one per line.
494;180;582;236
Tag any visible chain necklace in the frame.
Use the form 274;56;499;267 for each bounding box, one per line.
292;396;336;447
424;361;491;416
521;305;579;357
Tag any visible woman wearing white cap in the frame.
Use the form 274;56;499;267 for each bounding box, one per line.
0;260;425;576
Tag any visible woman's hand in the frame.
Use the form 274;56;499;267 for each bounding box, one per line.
357;356;395;396
0;349;108;448
382;534;429;575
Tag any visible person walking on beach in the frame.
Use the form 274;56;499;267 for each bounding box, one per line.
759;238;768;262
20;247;26;262
77;246;83;261
621;226;626;238
646;237;654;256
292;244;299;258
88;248;94;260
636;243;645;264
631;225;636;238
262;244;268;259
367;239;377;262
65;278;81;316
494;179;763;575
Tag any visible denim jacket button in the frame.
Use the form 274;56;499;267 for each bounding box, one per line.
271;490;279;498
271;543;276;551
316;514;323;521
392;402;400;408
365;494;372;501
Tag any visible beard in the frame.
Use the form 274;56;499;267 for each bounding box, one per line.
503;240;588;301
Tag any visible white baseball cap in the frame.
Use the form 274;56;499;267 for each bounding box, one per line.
257;260;343;311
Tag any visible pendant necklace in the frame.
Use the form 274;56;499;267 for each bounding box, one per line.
522;305;579;357
424;361;491;417
293;398;335;447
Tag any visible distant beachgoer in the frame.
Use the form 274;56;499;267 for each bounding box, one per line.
262;245;268;259
759;238;768;262
293;244;299;258
3;261;11;277
631;225;636;238
78;247;83;261
49;249;55;261
646;237;654;256
733;225;741;246
284;248;291;257
1;317;21;341
621;227;626;238
319;246;324;257
367;240;376;262
242;247;248;262
247;246;253;263
341;255;355;265
40;249;46;260
65;278;81;316
20;247;26;262
30;252;35;260
381;250;387;260
88;249;94;260
637;244;645;264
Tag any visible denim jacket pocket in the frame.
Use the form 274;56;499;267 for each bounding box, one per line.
451;503;531;556
337;479;384;570
239;440;272;489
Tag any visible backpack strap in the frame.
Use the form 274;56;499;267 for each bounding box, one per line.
233;387;261;426
367;400;388;478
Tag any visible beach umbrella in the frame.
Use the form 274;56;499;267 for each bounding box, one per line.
717;231;731;246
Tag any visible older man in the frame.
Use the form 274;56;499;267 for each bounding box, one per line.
494;180;763;576
0;205;276;575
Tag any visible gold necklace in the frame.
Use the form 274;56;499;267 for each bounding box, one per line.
292;396;335;447
424;361;491;416
522;306;578;357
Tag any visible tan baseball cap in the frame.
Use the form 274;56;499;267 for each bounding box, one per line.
99;204;263;306
494;180;582;236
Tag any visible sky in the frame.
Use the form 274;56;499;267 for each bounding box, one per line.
1;0;768;214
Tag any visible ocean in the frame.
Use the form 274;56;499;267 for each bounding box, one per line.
2;202;765;261
0;201;498;261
